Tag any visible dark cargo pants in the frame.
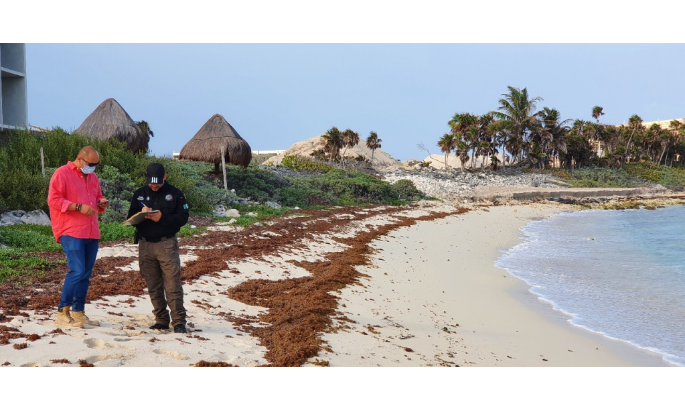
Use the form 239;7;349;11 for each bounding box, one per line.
138;237;186;327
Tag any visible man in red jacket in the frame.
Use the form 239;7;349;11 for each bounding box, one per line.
47;146;109;328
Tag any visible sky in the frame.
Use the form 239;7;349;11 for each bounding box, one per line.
22;43;685;162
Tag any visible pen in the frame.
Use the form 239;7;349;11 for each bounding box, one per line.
140;202;147;208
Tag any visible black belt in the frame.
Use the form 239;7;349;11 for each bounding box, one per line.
141;235;175;243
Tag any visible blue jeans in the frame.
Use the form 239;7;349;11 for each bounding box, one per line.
58;235;99;311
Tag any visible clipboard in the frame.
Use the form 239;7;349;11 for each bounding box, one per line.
123;210;160;226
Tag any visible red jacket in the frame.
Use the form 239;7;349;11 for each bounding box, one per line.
47;161;105;243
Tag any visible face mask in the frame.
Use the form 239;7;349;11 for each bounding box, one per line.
81;165;96;175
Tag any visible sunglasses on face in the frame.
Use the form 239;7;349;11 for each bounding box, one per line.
80;157;100;167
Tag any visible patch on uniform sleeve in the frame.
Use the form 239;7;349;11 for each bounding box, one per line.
183;204;188;209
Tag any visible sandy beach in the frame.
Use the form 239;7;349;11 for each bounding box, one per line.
0;201;673;369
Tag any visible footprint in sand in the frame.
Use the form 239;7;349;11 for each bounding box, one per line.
152;349;188;360
82;353;131;365
84;338;135;350
19;362;42;367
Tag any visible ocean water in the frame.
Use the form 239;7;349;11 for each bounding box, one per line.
496;205;685;366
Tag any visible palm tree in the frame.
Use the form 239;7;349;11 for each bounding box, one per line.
584;106;604;157
438;133;456;168
136;120;154;153
456;141;470;170
624;114;644;164
476;113;496;169
671;141;685;166
563;122;594;171
641;123;663;163
476;139;492;169
667;120;685;166
449;112;478;168
489;154;501;171
466;125;480;168
365;131;382;166
490;86;543;165
528;142;546;168
602;125;622;167
322;126;344;161
664;120;685;166
340;128;360;165
505;133;524;168
491;122;509;167
584;121;606;162
528;108;554;166
538;107;570;168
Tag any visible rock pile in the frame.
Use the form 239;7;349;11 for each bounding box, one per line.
0;210;52;226
378;168;566;203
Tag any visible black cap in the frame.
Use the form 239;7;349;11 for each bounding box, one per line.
146;163;165;184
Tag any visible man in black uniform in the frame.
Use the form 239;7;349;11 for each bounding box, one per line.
127;163;190;333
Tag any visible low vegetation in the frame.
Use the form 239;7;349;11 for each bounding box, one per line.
522;162;685;190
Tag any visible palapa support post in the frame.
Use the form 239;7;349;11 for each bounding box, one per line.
40;147;45;178
221;144;228;193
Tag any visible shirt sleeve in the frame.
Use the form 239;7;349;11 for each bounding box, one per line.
163;189;189;229
94;175;106;214
47;168;71;213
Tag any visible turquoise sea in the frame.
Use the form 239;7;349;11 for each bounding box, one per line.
496;205;685;366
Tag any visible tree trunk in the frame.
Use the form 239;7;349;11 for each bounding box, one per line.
658;145;667;165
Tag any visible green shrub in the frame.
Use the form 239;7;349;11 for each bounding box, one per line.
276;184;313;208
99;222;136;242
295;169;398;205
624;162;685;189
524;168;571;179
391;179;422;200
280;155;333;173
221;164;288;202
659;171;685;190
97;165;138;223
0;225;61;252
624;162;664;183
563;167;638;188
0;169;51;212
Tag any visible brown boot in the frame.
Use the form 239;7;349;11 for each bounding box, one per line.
71;310;100;327
55;306;83;328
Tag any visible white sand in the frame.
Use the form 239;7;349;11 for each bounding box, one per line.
307;204;672;367
0;203;672;368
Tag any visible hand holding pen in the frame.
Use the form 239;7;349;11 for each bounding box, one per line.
141;201;162;222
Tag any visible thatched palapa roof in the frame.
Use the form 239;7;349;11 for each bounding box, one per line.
74;98;148;153
179;114;252;168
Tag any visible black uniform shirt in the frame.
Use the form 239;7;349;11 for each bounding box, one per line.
127;182;189;243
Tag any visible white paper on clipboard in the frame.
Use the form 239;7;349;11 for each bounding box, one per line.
123;210;159;226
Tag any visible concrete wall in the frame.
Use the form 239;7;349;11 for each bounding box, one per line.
0;43;28;130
